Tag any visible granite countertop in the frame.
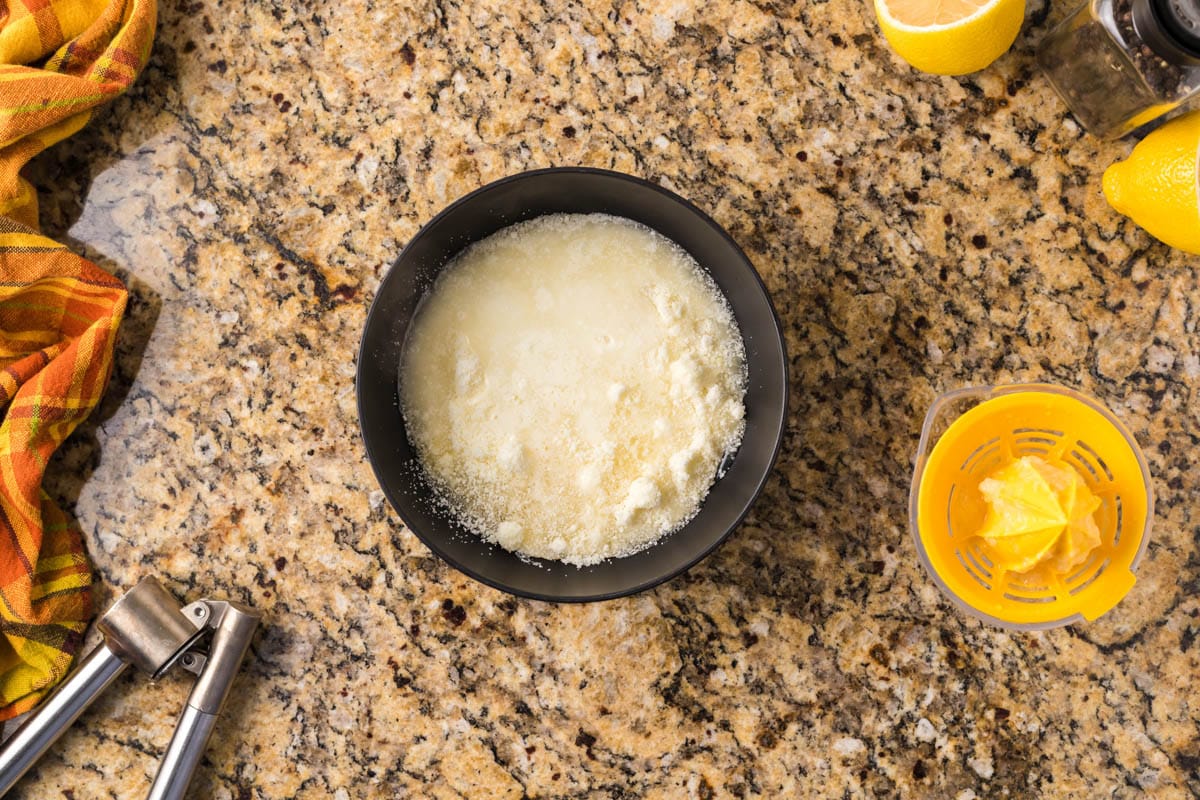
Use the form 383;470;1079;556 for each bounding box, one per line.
10;0;1199;797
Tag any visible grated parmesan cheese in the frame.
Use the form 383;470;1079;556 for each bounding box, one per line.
399;213;746;565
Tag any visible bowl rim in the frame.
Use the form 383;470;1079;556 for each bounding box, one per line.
356;166;789;601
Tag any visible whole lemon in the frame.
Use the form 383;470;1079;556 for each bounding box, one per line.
1102;111;1200;255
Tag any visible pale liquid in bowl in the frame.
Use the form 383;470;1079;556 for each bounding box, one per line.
400;213;747;566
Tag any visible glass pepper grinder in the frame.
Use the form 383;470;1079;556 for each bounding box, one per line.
1038;0;1200;138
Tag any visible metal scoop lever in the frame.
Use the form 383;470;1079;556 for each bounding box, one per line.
148;599;261;800
0;577;202;795
0;578;261;799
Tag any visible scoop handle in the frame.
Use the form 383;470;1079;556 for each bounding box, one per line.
0;644;128;794
146;600;261;800
145;705;218;800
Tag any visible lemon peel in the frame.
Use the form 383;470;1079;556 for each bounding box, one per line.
874;0;1026;76
975;456;1101;575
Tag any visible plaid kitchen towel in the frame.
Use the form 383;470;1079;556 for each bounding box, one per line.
0;0;154;720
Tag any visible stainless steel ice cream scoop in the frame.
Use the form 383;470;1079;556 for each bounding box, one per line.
0;576;261;799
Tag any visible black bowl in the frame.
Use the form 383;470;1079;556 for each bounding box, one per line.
357;168;787;601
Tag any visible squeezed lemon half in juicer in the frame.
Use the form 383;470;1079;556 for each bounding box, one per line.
974;455;1102;576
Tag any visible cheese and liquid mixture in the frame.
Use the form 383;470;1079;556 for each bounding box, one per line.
399;214;747;565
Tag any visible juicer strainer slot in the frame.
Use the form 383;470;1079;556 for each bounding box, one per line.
1005;575;1050;592
976;453;1004;478
1076;439;1115;482
1012;427;1065;437
1065;551;1103;584
1067;448;1101;481
1001;562;1059;602
1012;434;1060;446
1068;559;1112;595
964;543;993;579
955;548;992;590
946;484;957;538
1113;496;1124;544
1011;427;1066;460
1003;585;1051;597
960;437;1001;473
1002;591;1056;604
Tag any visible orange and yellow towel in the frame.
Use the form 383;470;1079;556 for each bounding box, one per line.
0;0;155;719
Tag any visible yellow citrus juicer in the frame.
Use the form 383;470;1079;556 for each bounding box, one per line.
910;384;1153;630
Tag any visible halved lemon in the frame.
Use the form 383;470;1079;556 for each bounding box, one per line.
874;0;1026;76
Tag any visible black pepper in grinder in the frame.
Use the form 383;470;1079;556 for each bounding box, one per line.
1038;0;1200;138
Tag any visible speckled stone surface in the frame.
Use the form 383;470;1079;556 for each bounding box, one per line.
7;0;1199;797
